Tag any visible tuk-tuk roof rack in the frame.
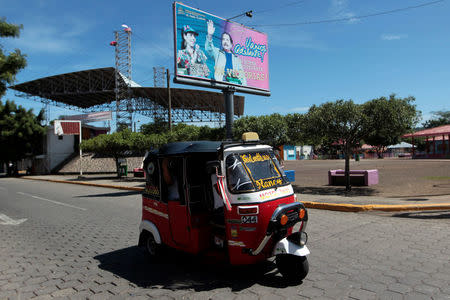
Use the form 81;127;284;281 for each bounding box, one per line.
150;139;271;158
220;140;270;151
156;141;222;156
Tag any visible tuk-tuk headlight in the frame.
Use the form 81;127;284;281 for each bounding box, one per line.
287;231;308;246
300;231;308;246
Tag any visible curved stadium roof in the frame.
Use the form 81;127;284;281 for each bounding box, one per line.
9;67;245;117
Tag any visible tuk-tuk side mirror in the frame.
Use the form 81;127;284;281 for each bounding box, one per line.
206;160;221;175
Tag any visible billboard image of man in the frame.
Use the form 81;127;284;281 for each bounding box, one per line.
205;20;247;86
177;25;210;78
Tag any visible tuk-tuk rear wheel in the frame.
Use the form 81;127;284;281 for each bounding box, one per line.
145;233;159;257
276;254;309;281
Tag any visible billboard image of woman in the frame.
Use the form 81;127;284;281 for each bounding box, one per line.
177;24;210;78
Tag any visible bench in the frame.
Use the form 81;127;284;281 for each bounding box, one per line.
328;169;378;186
133;167;145;177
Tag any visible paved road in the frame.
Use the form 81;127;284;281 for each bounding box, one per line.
1;178;449;299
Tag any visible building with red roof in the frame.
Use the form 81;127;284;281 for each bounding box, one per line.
403;125;450;158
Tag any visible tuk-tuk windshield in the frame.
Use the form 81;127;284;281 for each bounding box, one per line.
226;150;288;193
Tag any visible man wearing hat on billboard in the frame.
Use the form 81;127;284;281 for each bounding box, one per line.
177;25;210;78
205;20;247;86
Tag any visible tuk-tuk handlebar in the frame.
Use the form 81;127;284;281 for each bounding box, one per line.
267;202;308;235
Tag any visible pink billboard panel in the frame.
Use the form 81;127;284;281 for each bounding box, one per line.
173;2;270;95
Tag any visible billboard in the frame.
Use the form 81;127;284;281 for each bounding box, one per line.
61;111;112;123
54;120;81;136
173;2;270;96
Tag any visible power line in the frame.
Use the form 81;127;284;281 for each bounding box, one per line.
250;0;445;27
255;0;307;15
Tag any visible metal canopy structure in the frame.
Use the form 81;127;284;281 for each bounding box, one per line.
10;67;245;124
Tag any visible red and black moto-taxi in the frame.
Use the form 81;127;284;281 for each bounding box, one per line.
138;133;309;280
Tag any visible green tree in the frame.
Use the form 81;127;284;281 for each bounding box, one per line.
422;110;450;128
197;125;225;141
0;100;46;168
0;18;40;173
140;116;169;135
233;113;289;146
304;100;368;191
1;18;27;98
166;123;201;142
363;95;420;158
141;118;225;142
285;113;313;145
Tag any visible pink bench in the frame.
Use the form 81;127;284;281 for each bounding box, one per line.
328;169;378;186
133;168;145;177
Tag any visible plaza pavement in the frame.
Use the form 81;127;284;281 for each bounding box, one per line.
21;174;450;212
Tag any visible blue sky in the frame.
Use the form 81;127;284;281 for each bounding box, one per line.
1;0;449;129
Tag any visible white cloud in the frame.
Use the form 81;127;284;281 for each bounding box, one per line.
134;27;173;67
7;18;94;54
329;0;359;24
61;17;93;38
381;34;408;41
266;28;328;51
330;0;349;15
341;12;360;24
132;28;174;85
290;106;310;112
267;105;310;114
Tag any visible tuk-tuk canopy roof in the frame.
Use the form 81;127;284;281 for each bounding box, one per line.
157;141;222;156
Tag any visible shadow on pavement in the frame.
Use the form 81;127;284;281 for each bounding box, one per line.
392;210;450;219
292;185;377;197
76;191;141;198
402;198;429;202
95;246;304;291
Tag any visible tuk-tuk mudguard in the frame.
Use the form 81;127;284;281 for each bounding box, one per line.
139;220;162;244
273;238;310;257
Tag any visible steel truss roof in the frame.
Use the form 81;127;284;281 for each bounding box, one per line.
10;67;244;122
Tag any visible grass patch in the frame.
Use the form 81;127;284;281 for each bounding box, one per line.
424;176;450;180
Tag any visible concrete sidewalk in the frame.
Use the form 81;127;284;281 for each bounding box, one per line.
20;174;450;212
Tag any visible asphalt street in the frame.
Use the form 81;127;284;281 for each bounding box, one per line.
1;178;449;299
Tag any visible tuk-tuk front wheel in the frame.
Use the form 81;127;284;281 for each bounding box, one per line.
276;254;309;281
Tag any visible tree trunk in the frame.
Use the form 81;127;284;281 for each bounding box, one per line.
115;157;121;178
344;146;351;192
377;148;383;159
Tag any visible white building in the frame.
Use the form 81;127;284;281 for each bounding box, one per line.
32;125;108;174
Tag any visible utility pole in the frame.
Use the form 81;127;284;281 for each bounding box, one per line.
167;69;172;131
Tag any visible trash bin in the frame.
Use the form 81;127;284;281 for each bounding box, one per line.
284;170;295;182
355;154;360;161
119;164;128;176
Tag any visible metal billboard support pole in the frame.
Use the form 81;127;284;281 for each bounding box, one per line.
78;121;83;178
223;86;235;141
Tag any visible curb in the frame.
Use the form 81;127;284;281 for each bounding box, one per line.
21;177;450;212
302;201;450;212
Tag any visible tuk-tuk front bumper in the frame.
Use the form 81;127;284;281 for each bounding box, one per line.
244;202;308;256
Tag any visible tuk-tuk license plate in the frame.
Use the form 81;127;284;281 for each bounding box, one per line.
241;216;258;224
